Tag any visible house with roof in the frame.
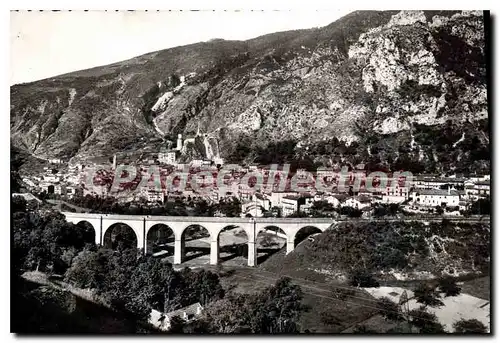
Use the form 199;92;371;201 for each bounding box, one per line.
410;188;460;208
149;303;203;331
381;181;409;204
313;193;341;208
465;180;490;200
413;175;466;190
158;148;177;165
343;195;372;210
281;196;302;216
268;191;299;208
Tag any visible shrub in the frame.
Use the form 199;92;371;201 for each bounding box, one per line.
438;277;461;297
409;306;446;333
413;282;444;307
452;318;487;333
349;269;379;288
352;325;378;333
377;297;404;322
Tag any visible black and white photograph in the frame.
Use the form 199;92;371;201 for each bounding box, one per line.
9;6;491;335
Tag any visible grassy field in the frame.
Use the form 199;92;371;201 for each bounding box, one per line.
460;276;490;300
206;264;379;333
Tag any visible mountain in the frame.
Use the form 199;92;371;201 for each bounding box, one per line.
10;10;489;174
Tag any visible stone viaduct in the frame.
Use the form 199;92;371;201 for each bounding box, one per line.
61;212;336;267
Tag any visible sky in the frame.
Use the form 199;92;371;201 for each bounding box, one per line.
10;10;351;85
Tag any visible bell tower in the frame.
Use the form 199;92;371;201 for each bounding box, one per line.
176;134;183;151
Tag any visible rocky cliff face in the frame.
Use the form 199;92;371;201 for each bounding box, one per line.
10;10;489;174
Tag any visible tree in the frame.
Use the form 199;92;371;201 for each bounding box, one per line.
469;197;491;215
168;315;185;334
409;306;446;333
349;269;379;288
352;325;378;333
64;249;110;289
453;318;487;333
438;277;461;297
339;206;363;218
413;282;444;307
203;277;304;334
377;297;403;322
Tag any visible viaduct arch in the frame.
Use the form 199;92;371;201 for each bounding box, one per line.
63;213;335;267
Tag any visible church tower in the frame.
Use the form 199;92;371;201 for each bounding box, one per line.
176;134;183;151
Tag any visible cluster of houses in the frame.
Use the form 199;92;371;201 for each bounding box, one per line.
22;161;80;199
20;151;490;218
237;169;490;218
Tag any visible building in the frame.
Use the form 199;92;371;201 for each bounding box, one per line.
213;157;224;166
280;195;313;216
344;195;372;210
175;134;183;151
241;201;264;217
22;178;36;188
458;200;469;212
281;196;301;216
149;303;203;331
147;189;164;203
382;184;409;204
48;158;63;164
413;175;466;190
65;186;77;199
253;193;271;211
465;180;490;199
313;193;341;208
411;188;460;208
315;167;337;182
300;196;316;213
191;160;203;168
268;191;299;208
54;184;63;195
159;150;177;165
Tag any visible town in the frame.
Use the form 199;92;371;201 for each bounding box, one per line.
18;142;491;219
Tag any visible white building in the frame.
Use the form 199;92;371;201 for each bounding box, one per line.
465;180;490;199
48;158;63;164
190;160;203;168
147;189;164;203
281;196;301;216
413;175;466;190
252;193;271;211
175;134;183;151
22;178;36;188
65;186;77;199
411;188;460;208
313;193;341;208
344;196;372;210
269;191;299;208
54;184;63;195
382;184;409;204
159;151;177;165
213;157;224;166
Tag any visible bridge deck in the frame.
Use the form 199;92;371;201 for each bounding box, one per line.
61;212;489;223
